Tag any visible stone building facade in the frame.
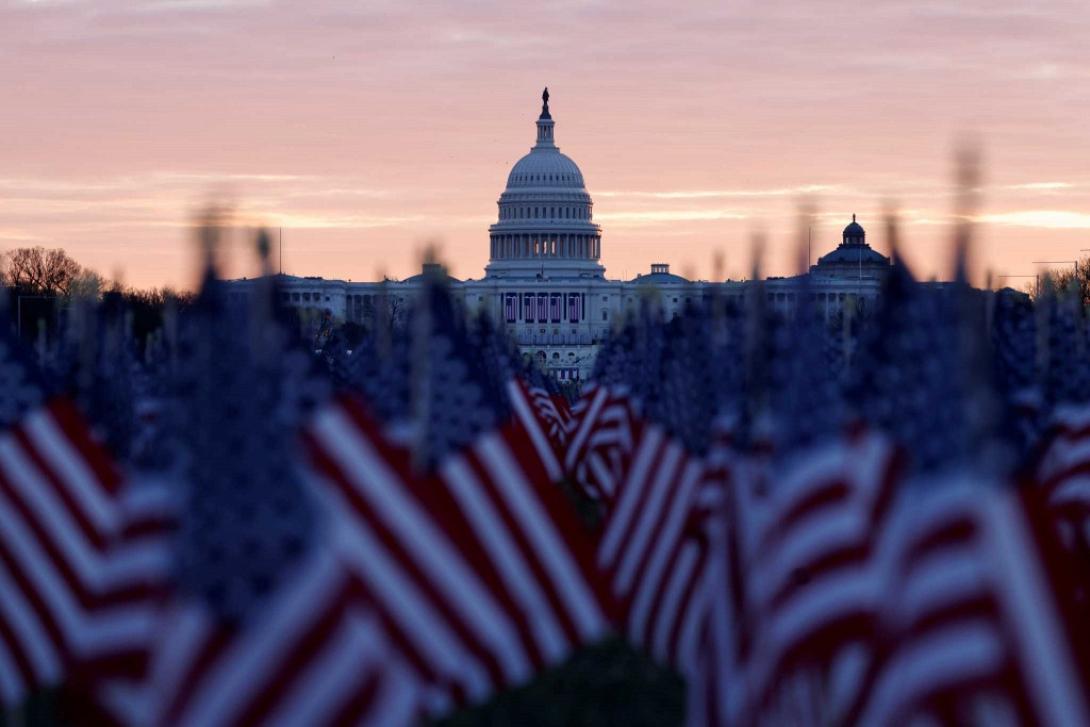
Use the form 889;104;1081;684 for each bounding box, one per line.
228;90;890;380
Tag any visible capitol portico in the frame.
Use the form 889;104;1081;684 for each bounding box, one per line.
228;89;891;380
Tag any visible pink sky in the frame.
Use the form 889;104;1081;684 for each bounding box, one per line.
2;0;1089;290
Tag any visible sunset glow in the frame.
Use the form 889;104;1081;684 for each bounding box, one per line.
2;0;1089;288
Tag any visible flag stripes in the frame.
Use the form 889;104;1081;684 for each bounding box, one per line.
599;423;721;672
741;432;899;710
507;379;563;482
1038;404;1090;563
856;484;1090;725
131;548;420;727
565;384;637;505
306;395;609;712
0;400;162;707
521;379;571;450
308;401;521;704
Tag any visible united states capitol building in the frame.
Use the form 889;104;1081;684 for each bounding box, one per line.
230;90;890;380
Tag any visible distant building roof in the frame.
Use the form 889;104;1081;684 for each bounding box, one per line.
404;262;461;284
816;245;890;266
813;215;890;272
629;263;689;284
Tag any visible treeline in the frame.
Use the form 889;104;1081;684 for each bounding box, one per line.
2;246;410;356
0;246;194;345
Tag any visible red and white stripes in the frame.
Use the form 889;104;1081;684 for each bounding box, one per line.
0;400;165;707
131;548;420;727
598;423;724;675
857;483;1090;725
564;384;638;506
306;395;609;713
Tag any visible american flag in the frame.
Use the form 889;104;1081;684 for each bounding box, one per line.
100;266;423;727
691;284;903;726
306;278;611;713
568;293;582;323
1037;402;1090;575
1034;290;1090;587
563;306;678;510
855;483;1090;725
17;230;1090;724
732;430;899;723
848;261;982;475
504;293;518;323
508;377;566;481
0;400;167;709
564;383;638;506
598;421;720;672
515;366;571;452
991;287;1043;458
839;257;1090;724
131;545;420;727
597;309;727;669
0;311;165;710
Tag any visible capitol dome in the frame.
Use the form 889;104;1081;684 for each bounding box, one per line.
485;88;604;279
505;152;585;189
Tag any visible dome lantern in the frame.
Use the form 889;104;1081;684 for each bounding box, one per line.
843;214;866;245
535;87;556;148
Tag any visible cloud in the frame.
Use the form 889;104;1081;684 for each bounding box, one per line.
233;210;424;229
996;182;1077;192
595;209;748;225
2;0;1090;287
0;228;45;242
597;185;841;200
976;210;1090;230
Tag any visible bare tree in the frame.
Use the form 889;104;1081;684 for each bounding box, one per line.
1040;256;1090;309
1;247;84;296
